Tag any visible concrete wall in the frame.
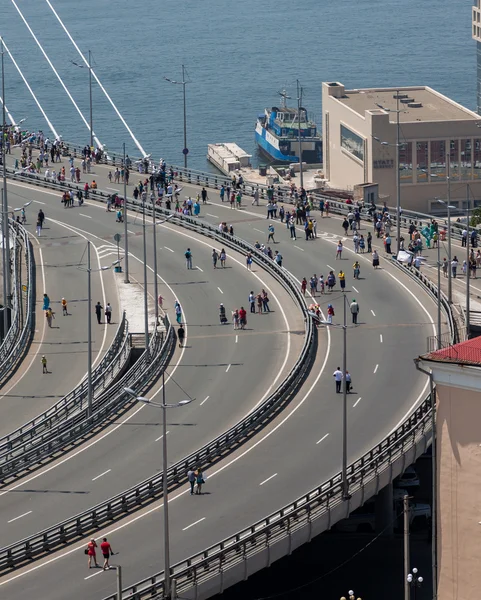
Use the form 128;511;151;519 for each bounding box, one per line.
436;383;481;600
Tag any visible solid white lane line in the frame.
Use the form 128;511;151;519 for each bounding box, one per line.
371;309;376;317
91;469;111;482
316;433;330;445
380;334;383;343
196;266;204;272
182;517;206;531
352;286;359;293
84;571;103;580
33;200;45;205
155;431;170;442
235;335;238;343
353;397;362;408
259;473;277;486
8;511;32;523
199;397;210;406
373;364;379;374
326;264;334;270
218;287;224;294
294;245;305;252
206;213;218;218
79;214;92;219
226;364;231;373
164;246;174;252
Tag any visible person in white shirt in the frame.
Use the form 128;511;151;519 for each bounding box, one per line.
333;367;343;393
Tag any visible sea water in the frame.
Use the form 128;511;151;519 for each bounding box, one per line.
1;0;475;169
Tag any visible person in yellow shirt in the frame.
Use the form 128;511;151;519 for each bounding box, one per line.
91;180;98;189
338;270;346;291
353;261;360;280
61;298;68;316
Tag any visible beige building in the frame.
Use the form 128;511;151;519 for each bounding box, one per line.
418;336;481;600
322;82;481;213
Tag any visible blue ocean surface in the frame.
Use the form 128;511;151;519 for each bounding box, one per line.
1;0;475;169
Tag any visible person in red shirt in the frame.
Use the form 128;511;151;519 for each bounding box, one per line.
100;537;114;570
87;538;98;568
239;307;247;330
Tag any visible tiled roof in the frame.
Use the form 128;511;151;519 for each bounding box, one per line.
422;336;481;366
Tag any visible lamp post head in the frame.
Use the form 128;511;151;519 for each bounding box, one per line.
407;574;413;583
417;577;423;584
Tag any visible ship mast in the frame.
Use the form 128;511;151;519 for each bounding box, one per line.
278;89;290;109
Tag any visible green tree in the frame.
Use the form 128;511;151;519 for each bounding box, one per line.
470;206;481;227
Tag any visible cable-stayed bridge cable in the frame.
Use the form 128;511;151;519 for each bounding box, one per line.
45;0;148;158
1;37;58;138
9;0;103;148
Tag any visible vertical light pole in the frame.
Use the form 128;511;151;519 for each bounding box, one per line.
437;198;454;304
437;236;441;349
71;51;93;148
152;203;159;326
115;565;122;600
374;92;402;254
404;494;411;600
164;66;188;169
297;79;304;189
466;185;471;339
1;189;7;339
142;197;149;354
88;50;93;149
1;37;11;332
78;242;120;417
124;384;193;599
123;142;129;283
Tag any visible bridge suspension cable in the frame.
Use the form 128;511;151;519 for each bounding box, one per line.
1;37;59;138
0;94;16;127
45;0;148;158
9;0;103;148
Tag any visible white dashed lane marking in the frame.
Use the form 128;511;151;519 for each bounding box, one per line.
199;397;210;406
7;511;32;523
353;397;362;408
92;469;111;482
316;433;329;445
259;473;277;486
373;364;379;374
182;517;206;531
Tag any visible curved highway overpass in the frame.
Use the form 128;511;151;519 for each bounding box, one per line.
0;158;439;599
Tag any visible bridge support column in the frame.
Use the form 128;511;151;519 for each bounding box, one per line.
375;482;394;536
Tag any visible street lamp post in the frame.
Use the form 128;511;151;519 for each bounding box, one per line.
374;91;402;254
1;37;11;336
124;382;193;599
123;142;129;283
164;65;188;169
297;79;304;189
78;241;120;417
407;568;424;600
318;293;351;500
142;197;149;353
466;185;471;338
71;50;93;148
437;198;455;304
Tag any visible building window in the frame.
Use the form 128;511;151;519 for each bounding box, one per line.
430;140;446;181
416;141;429;183
399;142;413;184
460;139;472;180
474;139;481;180
340;124;364;162
449;140;459;180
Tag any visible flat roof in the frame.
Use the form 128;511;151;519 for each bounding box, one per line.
336;86;479;123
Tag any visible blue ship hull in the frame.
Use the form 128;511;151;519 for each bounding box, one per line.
254;127;298;163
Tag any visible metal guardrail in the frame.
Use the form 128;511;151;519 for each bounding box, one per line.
0;222;34;388
0;209;315;573
0;312;130;459
0;316;173;485
103;396;433;600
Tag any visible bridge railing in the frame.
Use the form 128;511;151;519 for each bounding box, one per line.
0;222;34;388
0;312;130;458
0;206;316;573
0;316;174;484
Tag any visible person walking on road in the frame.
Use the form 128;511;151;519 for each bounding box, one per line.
372;250;380;269
249;291;255;313
350;299;360;324
87;538;99;569
100;538;114;570
105;303;112;324
333;367;343;393
95;302;103;324
327;303;335;324
267;223;275;243
178;325;185;347
175;301;182;324
185;248;193;269
41;355;48;374
219;248;226;268
451;256;458;278
212;249;218;269
46;307;55;328
442;258;448;278
338;270;346;291
195;469;205;494
188;468;196;495
345;371;352;394
336;241;343;259
43;293;50;310
61;298;68;315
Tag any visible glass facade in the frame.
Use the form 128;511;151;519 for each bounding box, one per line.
416;142;428;183
399;142;413;183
